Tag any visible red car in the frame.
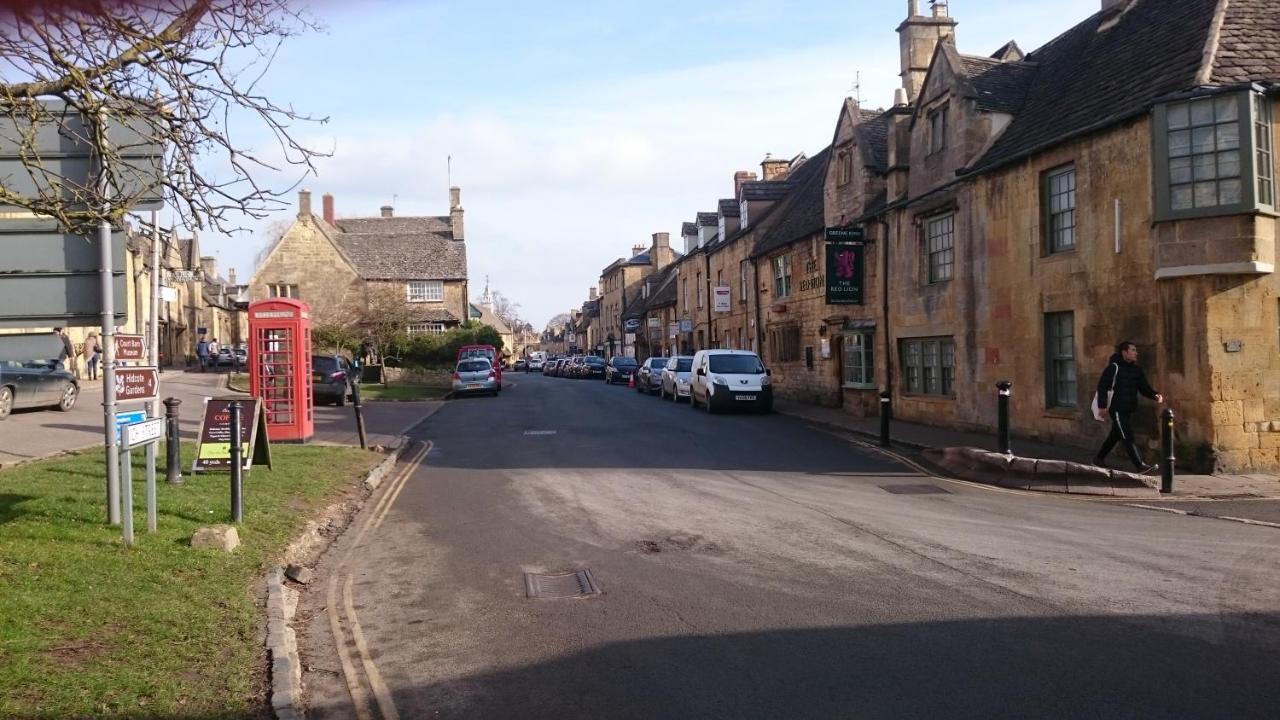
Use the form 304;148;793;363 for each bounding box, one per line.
457;344;502;390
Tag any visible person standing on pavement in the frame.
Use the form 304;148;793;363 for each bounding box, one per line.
196;336;210;372
53;327;74;370
85;332;101;380
1093;341;1164;472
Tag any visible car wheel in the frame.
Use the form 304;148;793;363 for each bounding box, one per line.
336;390;347;407
705;390;716;414
0;386;12;420
689;391;698;409
57;382;78;412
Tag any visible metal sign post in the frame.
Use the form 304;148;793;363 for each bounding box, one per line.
120;417;165;545
101;210;121;525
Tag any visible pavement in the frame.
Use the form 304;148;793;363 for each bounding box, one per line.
298;371;1280;719
0;367;444;468
773;399;1280;501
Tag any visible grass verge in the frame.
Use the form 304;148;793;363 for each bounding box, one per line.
358;383;450;401
225;374;250;393
0;443;380;718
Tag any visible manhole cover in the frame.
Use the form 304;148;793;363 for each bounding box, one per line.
524;570;601;599
879;484;950;495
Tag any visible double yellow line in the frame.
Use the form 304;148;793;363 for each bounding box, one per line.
325;440;431;720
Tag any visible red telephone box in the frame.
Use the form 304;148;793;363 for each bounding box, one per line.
248;298;314;442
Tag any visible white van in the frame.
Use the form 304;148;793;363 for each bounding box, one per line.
688;349;772;413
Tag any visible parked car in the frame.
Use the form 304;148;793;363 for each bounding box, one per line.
581;355;607;379
312;354;355;406
635;356;667;394
452;358;499;397
604;356;639;384
565;356;585;377
688;349;772;413
514;358;528;372
543;359;560;376
659;356;694;402
216;346;247;367
527;357;544;371
0;359;79;419
457;344;502;390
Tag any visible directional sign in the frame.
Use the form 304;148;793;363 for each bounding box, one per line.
114;334;146;361
121;418;165;449
115;367;158;404
114;409;147;442
0;230;127;328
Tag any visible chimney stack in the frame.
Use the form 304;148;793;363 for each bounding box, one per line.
897;0;958;104
733;170;758;198
450;186;465;241
199;256;217;281
228;268;237;286
632;243;647;257
761;154;789;181
297;189;312;221
380;205;394;218
652;231;673;270
589;286;598;301
322;193;334;225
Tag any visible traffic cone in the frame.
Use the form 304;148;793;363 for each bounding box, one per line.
628;373;636;388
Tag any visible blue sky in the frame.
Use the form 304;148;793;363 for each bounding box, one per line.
206;0;1102;328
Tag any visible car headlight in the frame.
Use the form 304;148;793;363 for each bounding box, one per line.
677;378;688;385
761;375;772;385
711;375;726;385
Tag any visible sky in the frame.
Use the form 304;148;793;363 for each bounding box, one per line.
204;0;1103;329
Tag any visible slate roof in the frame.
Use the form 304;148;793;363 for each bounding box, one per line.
332;230;467;281
718;198;740;217
622;264;679;319
681;221;698;236
696;212;719;227
967;0;1222;175
740;180;791;201
751;145;832;259
334;216;452;235
1211;0;1280;84
855;107;892;172
602;249;652;277
409;307;461;324
957;53;1038;114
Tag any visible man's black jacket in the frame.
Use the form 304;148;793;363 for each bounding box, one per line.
1096;353;1158;413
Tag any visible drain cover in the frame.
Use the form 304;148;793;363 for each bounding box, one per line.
524;570;601;599
879;484;950;495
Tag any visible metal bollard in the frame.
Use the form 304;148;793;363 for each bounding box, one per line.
879;391;892;447
996;380;1013;455
229;400;243;523
163;397;183;485
352;381;368;450
1161;408;1176;494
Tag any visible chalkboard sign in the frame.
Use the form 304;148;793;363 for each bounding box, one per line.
192;397;272;473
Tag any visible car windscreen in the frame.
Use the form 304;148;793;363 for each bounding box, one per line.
674;359;693;372
313;357;339;373
614;358;637;367
648;358;667;368
585;357;605;365
457;360;490;372
708;354;764;374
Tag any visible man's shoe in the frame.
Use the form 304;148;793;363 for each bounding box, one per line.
1136;463;1159;475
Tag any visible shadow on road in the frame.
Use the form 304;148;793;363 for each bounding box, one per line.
312;614;1280;719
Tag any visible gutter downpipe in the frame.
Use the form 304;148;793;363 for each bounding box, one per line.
752;255;764;357
878;214;895;396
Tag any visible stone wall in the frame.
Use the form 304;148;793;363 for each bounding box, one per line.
249;216;363;327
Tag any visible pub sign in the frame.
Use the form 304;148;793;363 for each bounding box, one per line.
825;241;865;305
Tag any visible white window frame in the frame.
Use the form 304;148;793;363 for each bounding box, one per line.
407;323;446;336
407;280;444;303
842;331;875;388
773;254;792;298
925;214;954;284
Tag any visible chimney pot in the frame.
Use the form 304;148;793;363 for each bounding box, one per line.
761;155;790;181
297;189;312;221
380;205;393;218
228;268;237;285
894;88;909;106
632;244;646;257
450;186;461;210
733;170;759;198
322;193;334;225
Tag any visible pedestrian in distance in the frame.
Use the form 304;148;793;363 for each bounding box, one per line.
196;336;210;372
53;327;74;370
85;332;101;380
1092;340;1164;473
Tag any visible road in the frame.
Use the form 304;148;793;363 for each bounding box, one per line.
299;371;1280;719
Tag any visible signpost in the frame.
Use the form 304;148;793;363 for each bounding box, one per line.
119;418;165;545
825;240;866;306
113;409;147;442
825;226;865;243
114;334;146;361
115;367;159;404
679;318;694;333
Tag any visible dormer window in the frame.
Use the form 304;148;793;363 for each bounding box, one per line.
928;105;948;155
1153;88;1275;220
740;200;750;227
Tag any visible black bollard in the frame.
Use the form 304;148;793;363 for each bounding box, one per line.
229;400;243;523
996;380;1013;455
1161;408;1176;494
879;390;892;447
163;397;183;485
352;381;368;450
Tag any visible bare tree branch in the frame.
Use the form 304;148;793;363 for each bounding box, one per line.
0;0;329;234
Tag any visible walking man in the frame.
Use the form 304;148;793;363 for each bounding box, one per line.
1093;341;1164;472
53;327;74;370
195;336;210;372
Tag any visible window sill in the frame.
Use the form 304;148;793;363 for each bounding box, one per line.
1040;247;1077;260
843;382;878;390
1044;407;1081;419
899;392;955;401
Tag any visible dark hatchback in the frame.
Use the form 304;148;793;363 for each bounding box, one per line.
312;355;355;406
0;359;79;419
580;356;606;379
605;356;638;384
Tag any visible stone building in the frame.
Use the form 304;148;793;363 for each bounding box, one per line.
249;188;469;339
857;0;1280;471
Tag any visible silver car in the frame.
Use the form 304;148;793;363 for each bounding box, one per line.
635;356;667;395
452;358;499;397
659;356;694;402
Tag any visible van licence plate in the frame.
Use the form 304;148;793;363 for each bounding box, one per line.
735;394;754;401
467;383;482;389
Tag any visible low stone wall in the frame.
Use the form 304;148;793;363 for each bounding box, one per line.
928;446;1160;497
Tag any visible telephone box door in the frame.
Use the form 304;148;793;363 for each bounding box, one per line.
248;299;313;442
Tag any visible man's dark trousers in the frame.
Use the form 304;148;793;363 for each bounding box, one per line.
1098;410;1145;469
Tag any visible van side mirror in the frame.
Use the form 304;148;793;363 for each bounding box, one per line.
766;369;772;376
696;368;706;376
